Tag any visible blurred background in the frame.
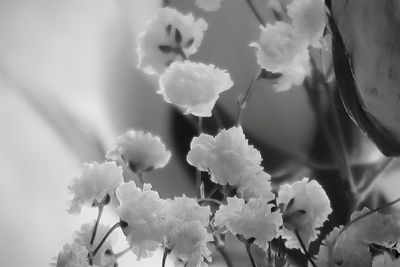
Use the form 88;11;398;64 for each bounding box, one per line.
0;0;399;266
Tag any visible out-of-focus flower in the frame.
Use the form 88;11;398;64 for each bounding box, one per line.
167;195;211;227
373;252;400;267
250;22;311;91
106;130;171;174
68;162;123;214
187;126;262;186
287;0;325;48
116;181;169;259
73;223;118;267
195;0;224;12
277;178;331;249
158;61;233;117
215;197;282;249
53;243;90;267
137;7;208;75
165;221;213;267
315;208;400;267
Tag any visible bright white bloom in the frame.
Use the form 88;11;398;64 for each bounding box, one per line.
287;0;325;48
166;221;213;267
195;0;224;12
167;195;211;227
215;197;282;249
116;181;169;259
315;208;400;267
137;7;208;75
106;130;171;174
73;223;118;267
277;178;331;249
158;61;233;117
238;170;275;201
373;253;400;267
187;126;262;186
54;243;90;267
68;162;123;214
250;22;311;91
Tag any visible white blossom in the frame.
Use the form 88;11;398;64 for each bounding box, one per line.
287;0;325;48
373;253;400;267
195;0;224;12
158;61;233;117
277;178;331;249
250;22;311;91
215;197;282;249
106;130;171;174
137;7;208;75
54;243;90;267
166;195;211;227
315;208;400;267
116;181;169;259
68;162;123;214
238;170;275;201
73;223;118;267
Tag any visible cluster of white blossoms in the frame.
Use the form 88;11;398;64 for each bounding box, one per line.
250;0;325;91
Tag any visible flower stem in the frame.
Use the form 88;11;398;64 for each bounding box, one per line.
90;205;104;247
245;0;265;26
237;68;262;126
162;248;170;267
216;244;234;267
294;229;317;267
196;117;203;198
93;221;125;256
245;239;258;267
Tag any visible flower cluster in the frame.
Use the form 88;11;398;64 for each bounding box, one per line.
250;0;325;91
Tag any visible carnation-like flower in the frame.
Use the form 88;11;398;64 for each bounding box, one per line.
54;243;90;267
106;130;171;174
137;7;208;75
68;162;124;214
277;178;331;249
73;223;118;267
166;195;211;227
116;181;169;259
165;221;213;267
158;61;233;117
187;126;262;186
250;21;311;91
315;208;400;267
287;0;325;48
238;170;275;201
195;0;224;12
373;252;400;267
215;197;282;249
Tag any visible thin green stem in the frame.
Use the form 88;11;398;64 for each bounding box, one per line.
93;222;124;256
245;240;258;267
90;205;104;246
294;229;317;267
245;0;266;26
237;68;262;126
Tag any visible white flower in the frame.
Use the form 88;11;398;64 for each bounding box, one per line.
195;0;224;12
238;170;275;201
373;253;400;267
73;223;118;267
215;197;282;249
54;243;90;267
287;0;325;48
116;181;169;259
277;178;331;249
68;162;123;214
158;61;233;117
166;221;213;267
166;195;211;227
315;208;400;267
137;7;208;75
106;130;171;174
187;126;262;186
250;21;311;91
